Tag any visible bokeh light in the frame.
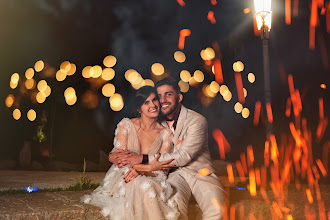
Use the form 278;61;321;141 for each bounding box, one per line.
151;63;165;76
248;73;255;83
320;84;326;89
178;80;189;93
66;95;77;106
102;83;115;97
10;81;18;89
200;47;215;60
91;65;102;78
82;66;92;78
189;77;198;87
203;85;217;98
243;8;251;14
13;109;21;120
220;85;229;95
60;61;71;72
37;80;47;92
125;69;138;82
101;68;115;81
234;102;243;113
43;86;51;97
109;93;124;111
5;94;15;108
210;81;220;93
64;87;76;100
36;92;46;103
25;68;35;79
67;63;76;76
34;60;44;72
27;109;37;121
193;70;204;82
242;107;250;118
25;78;36;90
174;51;186;63
223;90;232;101
11;73;19;84
143;79;155;87
56;70;67;81
180;70;191;82
233;61;244;72
103;55;117;68
243;88;247;97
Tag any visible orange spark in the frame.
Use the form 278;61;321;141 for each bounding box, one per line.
320;84;326;89
285;0;291;25
264;140;270;167
293;0;299;17
249;170;256;196
270;135;279;166
234;72;245;104
321;7;326;15
295;90;302;112
207;11;216;24
198;168;210;177
281;161;292;184
317;118;328;142
319;98;324;119
306;188;314;204
327;2;330;33
266;103;273;123
288;74;295;94
316;159;327;176
227;164;235;184
309;0;318;50
230;205;235;220
270;164;279;185
243;8;250;14
281;207;290;214
270;182;279;198
272;202;283;219
260;188;270;204
261;166;267;190
289;122;301;147
295;178;301;190
253;14;261;36
222;203;229;220
176;0;185;6
318;200;326;220
287;214;293;220
211;0;217;5
205;60;212;66
318;0;324;7
240;153;248;175
178;29;191;50
322;142;329;173
214;59;223;84
238;204;244;220
212;129;231;160
315;181;322;201
247;145;254;168
255;168;261;186
285;97;291;117
236;160;246;183
253;101;261;126
312;165;320;180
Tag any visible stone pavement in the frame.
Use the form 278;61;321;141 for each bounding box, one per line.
0;164;329;219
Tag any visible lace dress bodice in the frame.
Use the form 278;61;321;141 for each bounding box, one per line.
82;118;179;220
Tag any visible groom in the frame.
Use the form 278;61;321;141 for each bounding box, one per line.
109;77;224;220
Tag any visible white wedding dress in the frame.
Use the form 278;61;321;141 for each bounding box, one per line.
81;118;180;220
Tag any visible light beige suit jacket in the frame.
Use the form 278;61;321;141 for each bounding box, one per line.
149;105;215;175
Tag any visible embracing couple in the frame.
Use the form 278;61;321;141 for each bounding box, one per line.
82;77;224;220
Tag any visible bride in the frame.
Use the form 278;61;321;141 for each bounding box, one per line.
81;86;180;220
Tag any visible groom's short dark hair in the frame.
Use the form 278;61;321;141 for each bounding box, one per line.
155;77;181;94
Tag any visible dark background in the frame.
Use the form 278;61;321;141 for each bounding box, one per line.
0;0;329;166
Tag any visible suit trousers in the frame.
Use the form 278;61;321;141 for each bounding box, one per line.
167;169;224;220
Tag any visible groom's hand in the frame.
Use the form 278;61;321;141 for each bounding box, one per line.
118;151;143;167
150;154;175;171
109;149;132;165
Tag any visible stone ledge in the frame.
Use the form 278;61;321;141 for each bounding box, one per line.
0;190;202;220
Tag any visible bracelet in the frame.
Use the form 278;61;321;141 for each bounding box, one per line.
142;154;149;164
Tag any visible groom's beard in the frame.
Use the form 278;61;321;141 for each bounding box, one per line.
161;97;179;117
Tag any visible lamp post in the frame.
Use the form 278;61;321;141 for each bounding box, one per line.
254;0;273;137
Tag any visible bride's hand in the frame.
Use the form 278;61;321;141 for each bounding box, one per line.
150;154;175;171
124;168;139;183
109;149;132;165
118;151;143;167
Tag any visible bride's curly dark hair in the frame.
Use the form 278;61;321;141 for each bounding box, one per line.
133;86;158;118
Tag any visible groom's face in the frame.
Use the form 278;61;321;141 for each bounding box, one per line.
157;84;182;118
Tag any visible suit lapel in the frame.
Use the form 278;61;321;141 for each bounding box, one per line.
173;105;187;144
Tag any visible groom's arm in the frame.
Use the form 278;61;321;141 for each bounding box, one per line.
149;117;207;167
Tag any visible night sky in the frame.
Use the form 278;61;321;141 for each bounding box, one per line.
0;0;329;165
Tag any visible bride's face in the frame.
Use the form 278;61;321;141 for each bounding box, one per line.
139;93;160;118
